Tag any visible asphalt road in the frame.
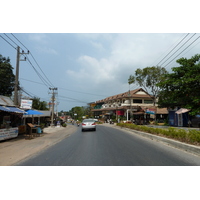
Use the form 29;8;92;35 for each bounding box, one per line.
16;124;200;166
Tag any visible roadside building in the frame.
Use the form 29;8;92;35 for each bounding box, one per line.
90;88;168;124
167;107;200;128
0;95;25;141
22;110;51;127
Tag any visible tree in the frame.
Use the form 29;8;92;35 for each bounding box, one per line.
158;54;200;115
128;66;168;105
0;54;15;96
32;97;48;110
69;106;92;120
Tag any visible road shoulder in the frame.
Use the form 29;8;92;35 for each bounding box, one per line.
0;125;77;166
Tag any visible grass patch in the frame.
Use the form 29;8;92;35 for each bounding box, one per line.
117;123;200;145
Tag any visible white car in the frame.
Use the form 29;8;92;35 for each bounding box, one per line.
81;119;96;132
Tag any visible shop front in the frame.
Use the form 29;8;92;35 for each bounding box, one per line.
0;106;25;141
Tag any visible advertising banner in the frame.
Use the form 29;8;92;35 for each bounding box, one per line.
146;109;155;114
20;99;33;109
0;127;18;141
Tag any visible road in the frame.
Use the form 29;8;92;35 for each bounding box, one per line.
16;124;200;166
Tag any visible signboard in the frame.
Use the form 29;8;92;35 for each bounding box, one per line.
146;109;155;114
20;99;32;109
0;127;18;141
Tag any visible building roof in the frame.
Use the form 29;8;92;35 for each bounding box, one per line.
96;88;153;103
0;95;15;106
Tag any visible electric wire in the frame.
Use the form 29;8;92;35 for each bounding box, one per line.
149;33;187;67
164;35;200;69
11;33;29;51
29;52;55;87
10;33;55;87
156;33;190;66
158;33;197;67
1;33;55;89
59;95;90;104
0;35;17;50
3;33;19;48
20;78;107;97
23;55;50;88
181;39;200;57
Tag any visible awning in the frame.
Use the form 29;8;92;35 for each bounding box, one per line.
0;106;25;113
132;111;145;115
175;108;191;114
24;109;43;115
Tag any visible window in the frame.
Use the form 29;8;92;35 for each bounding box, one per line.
133;99;142;103
144;100;153;104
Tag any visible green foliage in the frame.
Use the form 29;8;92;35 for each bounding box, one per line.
128;66;168;105
40;123;45;129
69;106;92;120
0;54;15;96
117;123;200;145
32;97;48;110
62;123;67;127
158;54;200;115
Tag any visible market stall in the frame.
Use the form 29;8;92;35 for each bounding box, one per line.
0;105;25;141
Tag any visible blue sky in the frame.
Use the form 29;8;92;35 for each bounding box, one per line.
1;33;200;111
1;1;200;112
2;0;200;197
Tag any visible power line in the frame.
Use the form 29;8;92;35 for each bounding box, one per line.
11;33;29;51
0;34;17;50
20;78;107;97
24;56;50;88
156;33;190;66
59;95;89;104
20;78;47;86
10;33;55;87
3;33;19;47
159;33;197;67
149;33;186;67
164;35;200;69
29;52;54;87
20;87;34;98
1;33;55;89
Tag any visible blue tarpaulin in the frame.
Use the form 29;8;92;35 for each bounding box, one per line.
0;106;25;113
24;109;43;115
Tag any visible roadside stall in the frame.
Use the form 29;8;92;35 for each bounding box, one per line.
0;106;25;141
23;109;44;139
0;95;26;141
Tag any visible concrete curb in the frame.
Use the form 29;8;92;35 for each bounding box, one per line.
102;124;200;156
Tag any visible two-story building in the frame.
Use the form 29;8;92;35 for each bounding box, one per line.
90;88;168;124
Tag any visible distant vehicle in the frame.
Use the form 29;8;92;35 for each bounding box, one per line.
81;119;96;132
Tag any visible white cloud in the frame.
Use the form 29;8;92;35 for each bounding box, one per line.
90;41;105;52
66;33;189;101
28;33;47;42
35;46;58;55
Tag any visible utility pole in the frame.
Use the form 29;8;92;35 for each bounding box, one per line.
49;87;58;126
14;46;29;106
128;86;132;121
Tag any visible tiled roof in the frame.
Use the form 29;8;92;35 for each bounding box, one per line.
96;88;152;103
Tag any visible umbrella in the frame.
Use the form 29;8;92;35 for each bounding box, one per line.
24;109;44;124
